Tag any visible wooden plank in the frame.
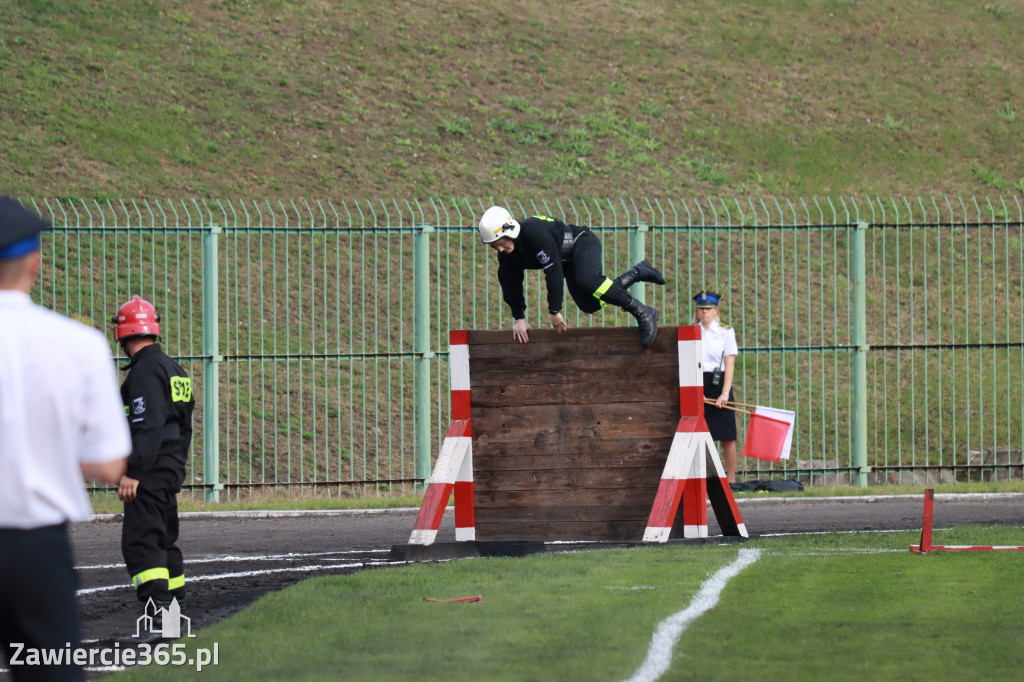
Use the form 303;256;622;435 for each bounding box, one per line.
466;327;677;360
474;520;649;542
471;381;676;408
473;487;660;508
475;506;655;523
469;363;677;388
471;403;678;429
467;326;675;348
472;442;674;470
468;352;677;375
473;467;666;491
470;420;677;444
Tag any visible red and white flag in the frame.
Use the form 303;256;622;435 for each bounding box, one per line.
742;407;795;462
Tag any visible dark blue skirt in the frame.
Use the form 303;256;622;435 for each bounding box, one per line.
703;371;737;441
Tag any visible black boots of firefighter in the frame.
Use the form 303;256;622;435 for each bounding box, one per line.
615;260;666;289
623;296;659;349
117;597;171;645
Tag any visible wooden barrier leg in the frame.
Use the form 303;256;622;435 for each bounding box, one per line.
643;419;699;543
704;433;748;538
454;441;475;541
409;420;470;545
681;433;708;538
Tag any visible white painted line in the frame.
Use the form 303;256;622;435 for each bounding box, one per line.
758;527;937;538
75;561;392;596
623;548;762;682
88;507;425;522
75;549;388;571
732;492;1024;505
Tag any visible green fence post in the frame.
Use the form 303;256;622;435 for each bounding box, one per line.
415;224;435;486
853;220;869;486
203;224;222;502
632;223;648;303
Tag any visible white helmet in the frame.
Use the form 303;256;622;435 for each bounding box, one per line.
478;206;520;243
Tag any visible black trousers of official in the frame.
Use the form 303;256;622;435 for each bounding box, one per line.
562;231;632;313
0;524;84;682
122;476;184;608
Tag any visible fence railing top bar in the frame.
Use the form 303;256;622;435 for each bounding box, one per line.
23;197;1024;229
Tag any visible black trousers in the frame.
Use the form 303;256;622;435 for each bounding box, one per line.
0;524;84;682
121;476;184;607
563;231;631;313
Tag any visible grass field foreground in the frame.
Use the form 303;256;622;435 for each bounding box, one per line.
115;525;1024;681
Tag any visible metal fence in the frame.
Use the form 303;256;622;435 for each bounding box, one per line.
24;196;1024;498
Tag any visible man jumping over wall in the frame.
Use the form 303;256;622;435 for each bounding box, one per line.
478;206;666;348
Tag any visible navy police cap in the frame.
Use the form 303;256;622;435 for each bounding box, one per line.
692;290;721;307
0;196;50;260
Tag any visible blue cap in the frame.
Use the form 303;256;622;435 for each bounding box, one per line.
0;197;49;260
693;290;721;307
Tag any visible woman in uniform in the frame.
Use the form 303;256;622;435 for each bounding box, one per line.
694;290;739;482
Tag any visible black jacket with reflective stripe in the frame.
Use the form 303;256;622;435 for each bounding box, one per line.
120;343;195;481
496;215;583;319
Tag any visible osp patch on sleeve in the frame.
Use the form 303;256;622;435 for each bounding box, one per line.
170;376;192;403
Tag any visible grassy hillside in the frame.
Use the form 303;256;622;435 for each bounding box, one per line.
2;0;1023;199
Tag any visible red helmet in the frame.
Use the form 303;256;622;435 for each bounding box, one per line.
112;295;161;342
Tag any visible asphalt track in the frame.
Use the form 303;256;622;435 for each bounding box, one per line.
3;493;1022;679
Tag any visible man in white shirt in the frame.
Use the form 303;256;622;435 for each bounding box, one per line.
0;197;129;682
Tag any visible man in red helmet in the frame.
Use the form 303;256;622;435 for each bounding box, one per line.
112;295;194;640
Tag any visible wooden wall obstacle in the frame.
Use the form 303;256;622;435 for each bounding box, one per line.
408;326;746;545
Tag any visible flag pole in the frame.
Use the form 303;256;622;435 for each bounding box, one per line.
703;398;755;415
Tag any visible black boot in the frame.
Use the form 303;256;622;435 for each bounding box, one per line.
623;296;659;348
117;598;167;645
615;260;666;289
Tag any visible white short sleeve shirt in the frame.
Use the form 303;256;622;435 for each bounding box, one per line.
699;319;738;372
0;291;131;529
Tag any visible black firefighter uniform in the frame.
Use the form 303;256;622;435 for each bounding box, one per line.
120;343;194;608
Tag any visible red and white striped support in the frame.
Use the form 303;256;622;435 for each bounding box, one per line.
911;489;1024;554
409;331;475;545
643;326;747;542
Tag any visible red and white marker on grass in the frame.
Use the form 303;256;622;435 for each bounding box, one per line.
910;488;1024;553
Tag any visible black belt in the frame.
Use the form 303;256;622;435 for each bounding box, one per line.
561;225;584;260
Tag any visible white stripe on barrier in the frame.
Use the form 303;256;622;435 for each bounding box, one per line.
432;436;472;484
677;338;701;387
409;528;438;545
623;548;762;682
450;343;470;390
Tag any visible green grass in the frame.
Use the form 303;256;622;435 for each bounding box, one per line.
2;0;1023;198
113;525;1024;681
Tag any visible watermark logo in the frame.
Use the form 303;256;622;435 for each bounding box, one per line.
136;597;194;639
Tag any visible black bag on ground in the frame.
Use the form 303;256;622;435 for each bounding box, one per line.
729;478;804;492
